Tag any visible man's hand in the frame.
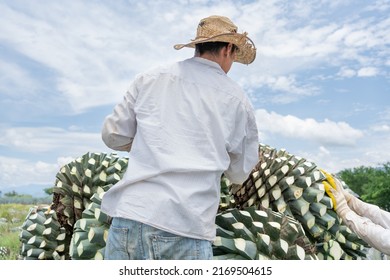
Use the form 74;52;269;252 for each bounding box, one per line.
115;142;132;152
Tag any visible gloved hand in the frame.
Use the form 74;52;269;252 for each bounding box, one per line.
324;181;351;218
333;176;378;220
333;177;353;202
322;170;351;218
332;176;363;214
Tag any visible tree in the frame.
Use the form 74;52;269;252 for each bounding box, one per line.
338;162;390;211
4;190;18;197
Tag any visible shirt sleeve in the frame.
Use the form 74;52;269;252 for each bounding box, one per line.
101;81;138;152
344;210;390;255
348;196;390;231
224;103;259;184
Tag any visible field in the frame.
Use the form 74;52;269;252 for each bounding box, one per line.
0;204;34;260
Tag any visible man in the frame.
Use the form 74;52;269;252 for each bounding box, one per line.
101;15;259;260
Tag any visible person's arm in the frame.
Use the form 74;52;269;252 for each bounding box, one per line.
102;82;138;152
346;193;390;230
327;178;390;255
342;209;390;255
224;105;259;184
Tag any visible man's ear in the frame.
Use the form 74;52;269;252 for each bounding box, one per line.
221;44;231;57
226;43;235;56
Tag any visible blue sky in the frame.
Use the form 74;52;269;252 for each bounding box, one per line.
0;0;389;196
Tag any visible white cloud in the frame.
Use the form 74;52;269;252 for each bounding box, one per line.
281;133;390;173
357;67;379;77
370;124;390;132
275;102;389;171
0;156;59;188
0;127;124;191
337;66;380;78
309;149;368;173
319;146;331;155
0;126;105;155
271;76;315;95
362;136;390;166
378;108;390;121
0;60;39;96
0;1;168;113
366;0;390;12
259;23;340;59
255;109;364;146
239;74;319;104
337;67;356;78
344;29;374;48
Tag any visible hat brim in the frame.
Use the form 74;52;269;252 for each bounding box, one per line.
174;33;256;65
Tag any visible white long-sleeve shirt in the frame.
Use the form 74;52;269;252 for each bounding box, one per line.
100;57;259;241
345;196;390;255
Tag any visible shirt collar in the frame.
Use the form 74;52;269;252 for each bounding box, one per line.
190;57;225;73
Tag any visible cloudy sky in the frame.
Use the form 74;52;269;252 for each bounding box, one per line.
0;0;389;196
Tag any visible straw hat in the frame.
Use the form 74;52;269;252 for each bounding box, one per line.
174;15;256;65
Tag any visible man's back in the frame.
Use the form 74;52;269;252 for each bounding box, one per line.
101;57;258;240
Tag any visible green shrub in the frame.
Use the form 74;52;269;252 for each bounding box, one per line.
0;204;35;260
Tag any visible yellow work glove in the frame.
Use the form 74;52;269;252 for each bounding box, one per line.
322;170;351;217
321;169;338;208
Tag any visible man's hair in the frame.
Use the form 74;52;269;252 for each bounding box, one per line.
195;42;237;55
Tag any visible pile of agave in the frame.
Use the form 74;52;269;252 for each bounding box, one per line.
18;144;369;260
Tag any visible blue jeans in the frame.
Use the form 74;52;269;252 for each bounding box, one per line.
104;217;213;260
